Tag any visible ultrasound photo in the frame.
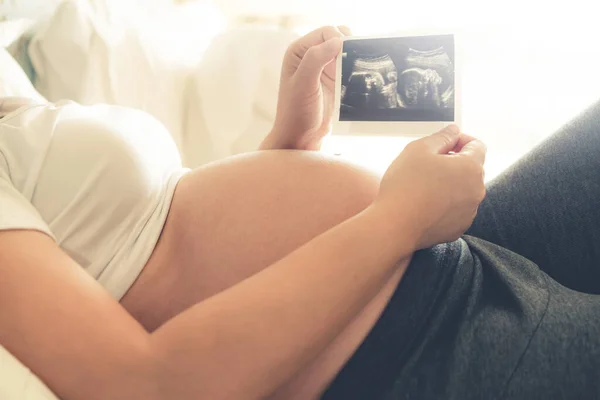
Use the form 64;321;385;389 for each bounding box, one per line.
340;34;455;122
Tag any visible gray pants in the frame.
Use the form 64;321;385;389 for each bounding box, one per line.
467;100;600;399
323;100;600;399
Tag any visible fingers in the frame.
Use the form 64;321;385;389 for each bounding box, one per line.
296;37;343;90
452;133;477;153
286;25;352;85
458;139;487;166
288;25;351;60
337;25;353;36
322;26;352;83
420;125;461;154
290;26;345;60
446;127;487;166
422;125;486;166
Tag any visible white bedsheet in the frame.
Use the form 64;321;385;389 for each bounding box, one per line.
0;347;58;400
0;46;43;101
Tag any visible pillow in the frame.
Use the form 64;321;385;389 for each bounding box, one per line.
0;18;39;83
0;345;59;400
27;0;216;163
7;25;39;83
0;46;44;100
183;26;299;167
0;19;34;47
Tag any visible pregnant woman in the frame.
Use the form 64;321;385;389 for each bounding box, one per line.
1;26;600;400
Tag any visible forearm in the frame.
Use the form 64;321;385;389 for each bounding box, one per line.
0;204;413;400
150;203;415;400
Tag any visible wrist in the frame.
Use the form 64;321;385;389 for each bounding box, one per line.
259;128;295;151
361;200;421;258
259;131;281;150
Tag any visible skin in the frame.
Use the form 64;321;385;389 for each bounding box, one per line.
0;26;486;400
120;150;402;399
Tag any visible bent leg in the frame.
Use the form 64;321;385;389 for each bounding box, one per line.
502;280;600;399
468;99;600;293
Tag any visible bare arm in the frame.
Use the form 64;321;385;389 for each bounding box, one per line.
0;126;486;400
0;204;415;400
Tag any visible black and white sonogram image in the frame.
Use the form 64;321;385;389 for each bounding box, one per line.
340;34;455;122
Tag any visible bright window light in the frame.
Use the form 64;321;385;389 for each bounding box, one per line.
312;0;600;180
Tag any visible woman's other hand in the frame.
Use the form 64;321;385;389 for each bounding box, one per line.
375;125;487;250
260;26;350;151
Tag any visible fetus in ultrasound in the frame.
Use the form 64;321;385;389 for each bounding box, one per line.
339;36;456;121
397;68;443;108
400;47;454;109
343;71;385;109
342;54;400;110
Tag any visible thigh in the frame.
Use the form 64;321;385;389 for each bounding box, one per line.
467;99;600;294
503;279;600;399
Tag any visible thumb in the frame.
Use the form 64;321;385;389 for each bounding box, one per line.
458;138;487;166
296;37;343;89
421;125;461;154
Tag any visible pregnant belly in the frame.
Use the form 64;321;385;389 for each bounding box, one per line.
120;150;409;399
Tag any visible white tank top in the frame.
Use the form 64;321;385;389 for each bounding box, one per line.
0;100;188;299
